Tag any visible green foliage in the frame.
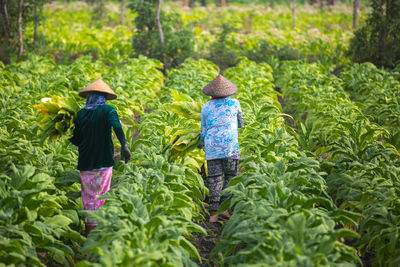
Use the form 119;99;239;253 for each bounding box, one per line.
340;63;400;148
0;0;46;63
79;162;206;266
207;23;239;71
180;4;356;67
278;60;400;266
164;96;202;162
277;61;387;153
164;58;219;101
211;58;360;265
25;3;135;65
16;2;359;68
34;95;80;142
348;0;400;68
137;58;219;171
0;53;168;266
130;1;195;69
245;40;305;63
0;164;84;266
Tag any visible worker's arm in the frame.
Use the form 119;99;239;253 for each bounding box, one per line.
109;109;131;163
199;107;206;149
109;109;126;146
237;102;244;128
69;118;81;146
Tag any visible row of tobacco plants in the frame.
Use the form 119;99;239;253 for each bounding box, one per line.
136;56;363;265
277;61;400;266
339;63;400;149
0;53;210;266
206;58;361;265
76;59;222;266
2;51;396;266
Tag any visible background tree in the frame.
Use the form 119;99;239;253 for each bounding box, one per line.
348;0;400;68
327;0;336;6
121;0;126;25
207;22;238;71
292;0;296;28
0;0;46;63
156;0;164;65
352;0;360;29
17;0;24;60
92;0;106;24
129;0;194;69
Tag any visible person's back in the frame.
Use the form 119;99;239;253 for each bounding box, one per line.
69;79;131;235
72;104;122;171
201;96;242;160
199;75;243;223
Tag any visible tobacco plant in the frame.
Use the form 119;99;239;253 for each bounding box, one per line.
211;58;361;266
278;60;400;266
340;63;400;148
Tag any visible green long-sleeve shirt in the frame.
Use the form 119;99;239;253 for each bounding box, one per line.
69;104;126;171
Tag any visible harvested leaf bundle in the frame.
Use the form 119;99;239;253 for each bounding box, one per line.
169;129;200;158
164;101;202;121
164;94;203;160
164;90;202;121
34;95;80;142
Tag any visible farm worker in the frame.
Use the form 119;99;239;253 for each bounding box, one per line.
199;74;243;223
69;78;131;236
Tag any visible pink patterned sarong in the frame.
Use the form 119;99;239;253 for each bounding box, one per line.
80;167;112;226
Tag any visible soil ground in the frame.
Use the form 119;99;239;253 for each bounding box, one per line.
192;216;229;266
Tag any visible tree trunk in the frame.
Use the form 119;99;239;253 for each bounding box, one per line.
3;0;10;35
17;0;23;60
352;0;359;29
33;0;38;43
292;0;296;28
120;0;125;25
320;0;324;10
378;0;389;66
182;0;188;7
156;0;165;66
100;0;105;23
0;0;9;38
221;0;227;6
376;0;384;66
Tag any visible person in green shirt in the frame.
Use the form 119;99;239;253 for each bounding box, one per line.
69;79;131;236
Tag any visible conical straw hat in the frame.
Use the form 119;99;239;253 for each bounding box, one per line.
202;74;238;97
79;79;117;100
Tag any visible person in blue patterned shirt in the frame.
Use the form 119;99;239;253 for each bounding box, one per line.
199;74;243;223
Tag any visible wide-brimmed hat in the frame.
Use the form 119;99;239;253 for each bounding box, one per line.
79;79;117;100
202;74;238;97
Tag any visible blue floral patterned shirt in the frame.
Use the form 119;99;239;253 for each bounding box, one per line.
200;97;243;160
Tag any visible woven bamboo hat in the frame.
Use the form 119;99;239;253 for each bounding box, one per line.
79;79;117;100
202;74;238;97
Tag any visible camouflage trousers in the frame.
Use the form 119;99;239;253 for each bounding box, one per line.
206;158;239;211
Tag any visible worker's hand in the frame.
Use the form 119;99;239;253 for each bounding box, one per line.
121;144;131;163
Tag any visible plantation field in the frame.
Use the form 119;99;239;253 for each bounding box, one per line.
2;1;400;266
27;1;366;66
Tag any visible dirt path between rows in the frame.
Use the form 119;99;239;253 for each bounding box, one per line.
192;218;227;266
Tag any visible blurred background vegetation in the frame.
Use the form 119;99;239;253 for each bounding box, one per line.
0;0;399;70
